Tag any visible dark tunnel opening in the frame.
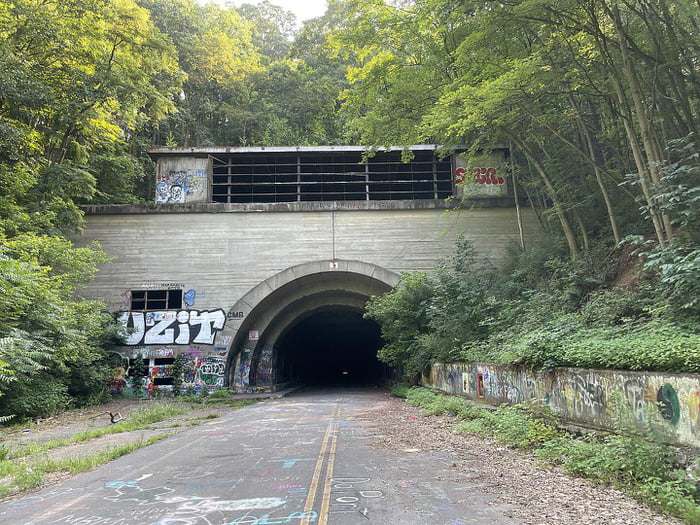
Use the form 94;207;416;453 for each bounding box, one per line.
277;308;386;386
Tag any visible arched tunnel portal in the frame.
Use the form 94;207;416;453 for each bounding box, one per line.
223;261;399;390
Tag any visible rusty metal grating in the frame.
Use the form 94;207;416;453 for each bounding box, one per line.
210;150;453;203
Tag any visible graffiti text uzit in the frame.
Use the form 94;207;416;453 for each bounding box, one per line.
118;310;226;346
455;167;505;186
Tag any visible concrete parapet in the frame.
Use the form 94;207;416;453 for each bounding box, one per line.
426;362;700;449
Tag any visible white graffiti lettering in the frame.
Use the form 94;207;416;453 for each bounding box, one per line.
118;310;226;346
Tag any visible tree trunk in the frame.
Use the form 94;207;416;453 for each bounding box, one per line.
509;142;527;251
571;103;622;244
587;6;667;244
610;4;673;239
503;129;579;259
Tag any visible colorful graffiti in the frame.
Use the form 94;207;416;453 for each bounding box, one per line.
657;384;681;426
428;362;700;449
183;289;196;307
118;309;226;345
235;349;253;387
109;367;127;394
181;351;227;390
255;348;274;385
155;168;207;204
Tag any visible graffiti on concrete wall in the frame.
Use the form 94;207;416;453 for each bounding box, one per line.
118;309;226;345
156;168;207;204
255;347;274;385
454;152;507;198
183;289;196;307
455;167;505;186
109;367;127;394
182;350;227;390
235;349;252;386
429;362;700;449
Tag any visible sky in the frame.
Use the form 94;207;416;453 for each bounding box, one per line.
206;0;329;22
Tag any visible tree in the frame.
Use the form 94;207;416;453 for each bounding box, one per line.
141;0;262;147
366;239;494;375
333;0;700;257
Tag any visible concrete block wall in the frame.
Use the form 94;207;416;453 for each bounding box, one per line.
427;362;700;449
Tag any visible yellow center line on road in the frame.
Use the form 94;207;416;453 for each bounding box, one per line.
301;398;342;525
318;418;340;525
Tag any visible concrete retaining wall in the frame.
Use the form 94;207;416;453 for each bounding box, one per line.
426;362;700;449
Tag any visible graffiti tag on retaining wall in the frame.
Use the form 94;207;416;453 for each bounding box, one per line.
118;310;226;345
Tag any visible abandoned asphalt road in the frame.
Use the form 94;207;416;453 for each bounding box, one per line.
0;388;516;525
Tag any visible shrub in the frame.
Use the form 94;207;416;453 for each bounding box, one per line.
207;388;232;399
390;383;410;398
458;402;562;448
0;375;68;420
405;387;490;420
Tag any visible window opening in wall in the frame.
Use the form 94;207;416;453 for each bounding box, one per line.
130;289;183;310
152;357;175;386
211;150;453;203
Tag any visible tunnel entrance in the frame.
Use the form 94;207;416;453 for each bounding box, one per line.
276;307;384;386
223;261;400;391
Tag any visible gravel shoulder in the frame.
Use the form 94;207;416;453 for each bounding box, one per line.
352;393;678;524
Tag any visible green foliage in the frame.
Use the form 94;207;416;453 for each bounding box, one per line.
634;136;700;320
536;433;671;487
366;271;433;373
0;374;69;420
404;387;700;522
88;152;147;204
366;238;493;375
405;387;488;420
0;435;168;498
207;388;232;399
458;402;563;448
390;383;410;398
129;355;147;398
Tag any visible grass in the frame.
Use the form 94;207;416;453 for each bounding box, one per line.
0;435;170;497
398;386;700;524
5;399;253;460
6;402;191;459
0;398;256;499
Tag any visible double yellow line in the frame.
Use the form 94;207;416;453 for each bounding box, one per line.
301;401;342;525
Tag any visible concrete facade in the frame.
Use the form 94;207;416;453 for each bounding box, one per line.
426;362;700;449
74;199;540;394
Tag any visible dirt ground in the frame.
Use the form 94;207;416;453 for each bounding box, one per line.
359;394;679;524
0;394;679;523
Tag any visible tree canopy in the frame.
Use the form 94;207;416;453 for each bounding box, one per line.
0;0;698;416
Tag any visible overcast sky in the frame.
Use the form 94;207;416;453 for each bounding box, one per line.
203;0;328;22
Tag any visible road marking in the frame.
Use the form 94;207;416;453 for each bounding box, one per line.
318;415;340;525
301;417;333;523
301;399;342;525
